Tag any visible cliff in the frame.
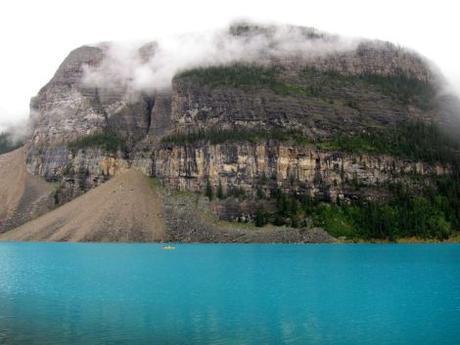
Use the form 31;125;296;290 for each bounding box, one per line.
2;23;460;242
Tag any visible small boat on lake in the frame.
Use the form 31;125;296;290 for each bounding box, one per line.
162;245;176;250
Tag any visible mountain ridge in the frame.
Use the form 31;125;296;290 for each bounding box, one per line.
1;22;459;242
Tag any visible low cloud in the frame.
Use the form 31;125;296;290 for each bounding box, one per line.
0;117;30;144
82;22;361;95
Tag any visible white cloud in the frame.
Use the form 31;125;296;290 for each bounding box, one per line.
81;25;359;94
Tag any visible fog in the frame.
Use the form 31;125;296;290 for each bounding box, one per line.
82;24;359;94
0;118;30;144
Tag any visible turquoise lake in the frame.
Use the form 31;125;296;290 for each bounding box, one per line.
0;243;459;344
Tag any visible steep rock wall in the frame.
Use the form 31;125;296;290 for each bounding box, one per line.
148;142;448;202
26;145;129;203
29;46;154;148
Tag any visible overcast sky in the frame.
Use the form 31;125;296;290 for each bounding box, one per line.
0;0;459;127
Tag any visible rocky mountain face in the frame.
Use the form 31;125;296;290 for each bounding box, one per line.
20;23;460;239
150;143;448;200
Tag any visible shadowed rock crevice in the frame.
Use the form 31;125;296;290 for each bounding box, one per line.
143;95;155;134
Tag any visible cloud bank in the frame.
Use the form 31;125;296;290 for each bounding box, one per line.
82;23;361;94
0;118;30;144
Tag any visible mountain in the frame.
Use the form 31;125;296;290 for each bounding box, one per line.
1;22;460;242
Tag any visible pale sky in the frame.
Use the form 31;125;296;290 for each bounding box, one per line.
0;0;459;127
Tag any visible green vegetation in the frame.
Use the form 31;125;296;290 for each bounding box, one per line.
217;180;225;199
67;131;125;153
176;64;279;89
176;64;436;110
148;176;162;190
318;121;460;165
176;64;321;98
311;179;458;241
359;74;436;110
226;186;247;199
205;179;214;200
248;176;460;240
302;67;436;110
255;208;268;227
0;132;23;155
161;128;311;146
228;23;272;37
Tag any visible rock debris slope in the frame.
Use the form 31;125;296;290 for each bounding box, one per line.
0;170;166;242
0;148;53;233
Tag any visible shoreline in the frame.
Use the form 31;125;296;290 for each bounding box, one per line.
1;236;459;245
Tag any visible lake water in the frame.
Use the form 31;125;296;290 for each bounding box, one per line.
0;243;459;345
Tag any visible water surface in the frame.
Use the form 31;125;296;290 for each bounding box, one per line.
1;243;459;344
